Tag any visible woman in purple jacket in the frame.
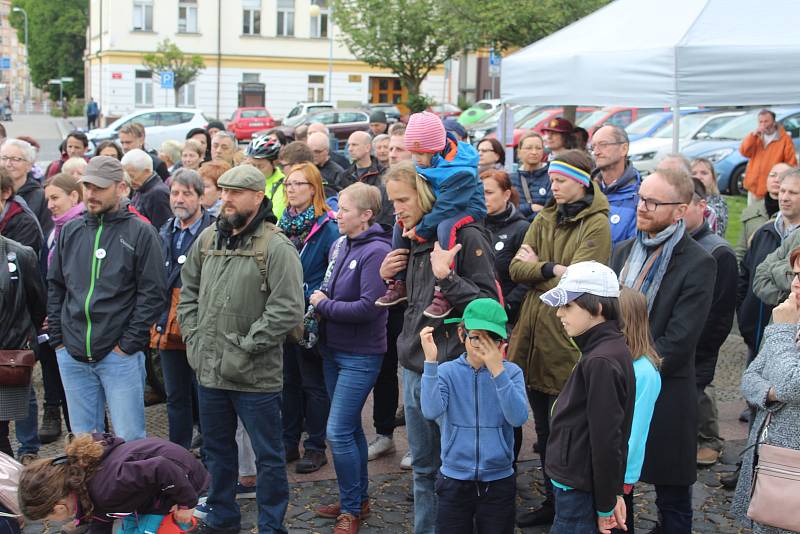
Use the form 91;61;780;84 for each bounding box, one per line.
17;433;209;534
309;182;391;533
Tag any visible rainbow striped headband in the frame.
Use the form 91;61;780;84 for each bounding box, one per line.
549;160;591;188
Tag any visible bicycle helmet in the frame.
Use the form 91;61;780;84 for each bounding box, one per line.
245;135;281;160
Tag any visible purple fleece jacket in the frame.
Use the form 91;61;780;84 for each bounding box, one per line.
316;223;391;355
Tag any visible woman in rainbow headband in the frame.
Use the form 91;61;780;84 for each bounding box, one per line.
507;149;613;528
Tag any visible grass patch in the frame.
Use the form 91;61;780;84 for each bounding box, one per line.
724;194;746;247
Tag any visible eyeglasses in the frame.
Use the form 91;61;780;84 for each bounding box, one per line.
785;271;800;283
284;181;311;189
638;196;684;212
466;334;482;348
591;141;625;152
0;156;27;164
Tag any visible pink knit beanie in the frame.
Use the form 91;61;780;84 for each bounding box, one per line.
404;111;446;153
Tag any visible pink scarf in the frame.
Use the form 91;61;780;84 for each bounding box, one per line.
48;202;85;266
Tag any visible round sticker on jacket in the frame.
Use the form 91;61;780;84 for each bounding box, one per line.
349;259;357;269
178;255;187;265
539;187;547;196
95;248;107;259
7;262;16;273
610;214;621;225
495;241;505;251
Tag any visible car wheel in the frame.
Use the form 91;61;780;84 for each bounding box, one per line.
729;165;746;196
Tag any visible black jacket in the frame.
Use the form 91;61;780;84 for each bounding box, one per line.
0;236;45;350
691;223;737;386
329;150;350;170
737;219;783;352
318;158;344;198
545;320;635;515
397;222;500;374
17;174;53;235
47;207;166;361
147;151;169;181
0;198;43;256
611;232;715;486
335;158;393;226
132;174;171;229
485;203;529;324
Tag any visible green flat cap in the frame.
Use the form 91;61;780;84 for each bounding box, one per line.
217;165;265;193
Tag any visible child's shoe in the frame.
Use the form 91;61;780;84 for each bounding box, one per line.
375;280;407;306
423;288;452;319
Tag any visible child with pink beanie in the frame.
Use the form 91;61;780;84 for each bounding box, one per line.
376;111;487;318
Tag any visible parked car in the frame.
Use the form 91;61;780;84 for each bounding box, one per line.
458;99;501;126
625;112;678;142
577;106;663;137
364;103;402;123
468;104;540;143
628;110;745;175
87;108;209;153
428;103;462;120
268;109;370;149
282;101;335;127
683;107;800;195
486;106;598;149
227;107;276;141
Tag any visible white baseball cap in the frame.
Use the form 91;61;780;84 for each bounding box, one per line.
540;261;620;307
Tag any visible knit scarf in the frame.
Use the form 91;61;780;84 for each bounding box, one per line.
278;205;316;250
620;220;685;311
48;202;85;266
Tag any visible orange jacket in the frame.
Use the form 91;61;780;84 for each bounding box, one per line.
740;127;797;198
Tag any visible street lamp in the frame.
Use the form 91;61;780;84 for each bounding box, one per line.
12;6;29;108
309;2;333;102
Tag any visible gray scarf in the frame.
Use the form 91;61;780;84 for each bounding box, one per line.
620;220;685;311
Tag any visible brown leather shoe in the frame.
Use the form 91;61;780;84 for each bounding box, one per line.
333;513;359;534
697;447;720;466
375;280;407;307
316;500;370;519
295;449;328;474
423;289;453;319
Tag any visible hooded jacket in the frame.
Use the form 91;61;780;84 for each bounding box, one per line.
0;197;43;255
0;235;45;351
47;207;166;361
16;174;53;236
414;134;487;241
508;181;612;395
316;223;391;355
511;165;550;221
485;203;529;324
422;355;528;482
298;211;341;303
131;174;171;229
83;434;209;534
593;161;640;246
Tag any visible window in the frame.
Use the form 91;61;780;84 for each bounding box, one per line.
313;112;336;125
177;83;196;107
128;112;158;128
339;112;367;124
277;0;295;37
135;70;153;106
178;0;198;33
243;0;261;35
607;110;632;127
242;72;260;83
782;114;800;139
308;75;325;102
133;0;153;31
310;0;328;38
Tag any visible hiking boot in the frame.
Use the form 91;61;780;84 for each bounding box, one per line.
296;449;327;474
367;435;395;461
19;453;38;466
516;501;555;528
400;451;412;470
376;280;407;307
720;466;740;489
423;289;452;319
316;500;371;519
697;447;720;466
333;513;359;534
39;405;63;444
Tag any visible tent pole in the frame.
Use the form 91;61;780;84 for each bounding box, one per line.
672;102;680;154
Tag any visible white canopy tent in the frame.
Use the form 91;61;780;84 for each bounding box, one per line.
501;0;800;151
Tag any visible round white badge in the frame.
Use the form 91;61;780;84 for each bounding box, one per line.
349;259;357;270
495;241;505;251
539;187;547;196
178;255;187;265
610;214;621;225
95;248;107;259
7;262;16;273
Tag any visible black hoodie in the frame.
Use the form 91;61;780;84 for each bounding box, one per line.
485;202;529;324
16;174;53;235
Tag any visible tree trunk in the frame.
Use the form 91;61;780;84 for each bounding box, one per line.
174;87;181;107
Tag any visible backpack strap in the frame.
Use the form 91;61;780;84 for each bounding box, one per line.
200;223;281;292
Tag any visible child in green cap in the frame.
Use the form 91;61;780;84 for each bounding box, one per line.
419;297;528;534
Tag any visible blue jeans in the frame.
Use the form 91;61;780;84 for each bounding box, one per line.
321;348;383;517
160;349;197;449
655;484;692;533
197;385;288;534
551;486;597;534
15;388;39;456
56;347;146;441
281;343;328;452
403;368;441;534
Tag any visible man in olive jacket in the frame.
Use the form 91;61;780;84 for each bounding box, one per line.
177;165;304;534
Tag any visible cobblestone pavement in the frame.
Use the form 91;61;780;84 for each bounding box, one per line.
20;334;753;534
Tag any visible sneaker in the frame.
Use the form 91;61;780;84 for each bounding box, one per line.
193;501;210;520
296;449;328;474
19;453;38;466
39;405;62;444
333;513;360;534
516;501;555;528
367;435;395;461
235;482;256;499
192;519;239;534
375;280;407;307
316;500;371;519
400;451;412;470
697;447;720;466
423;289;452;319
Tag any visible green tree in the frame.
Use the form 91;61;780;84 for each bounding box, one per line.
9;0;88;98
142;39;205;106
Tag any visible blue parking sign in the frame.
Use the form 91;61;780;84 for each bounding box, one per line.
0;58;10;70
160;71;174;89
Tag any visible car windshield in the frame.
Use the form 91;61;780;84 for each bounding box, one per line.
476;102;493;110
241;109;268;118
654;113;718;139
626;113;667;135
284;113;308;127
577;110;609;128
706;110;760;140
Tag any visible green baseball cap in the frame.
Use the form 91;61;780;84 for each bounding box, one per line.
444;298;508;340
217;165;266;193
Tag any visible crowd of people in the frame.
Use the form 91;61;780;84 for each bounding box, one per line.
0;106;799;534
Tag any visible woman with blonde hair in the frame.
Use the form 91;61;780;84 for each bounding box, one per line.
159;140;183;175
691;158;728;237
181;139;204;171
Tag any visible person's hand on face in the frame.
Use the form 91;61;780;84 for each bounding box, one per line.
773;291;800;324
472;332;505;377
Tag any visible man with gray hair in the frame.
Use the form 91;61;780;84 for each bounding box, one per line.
656;153;692;175
307;132;343;196
1;138;51;234
122;148;171;228
152;167;215;449
591;124;639;244
211;131;237;166
308;122;349;168
372;133;390;168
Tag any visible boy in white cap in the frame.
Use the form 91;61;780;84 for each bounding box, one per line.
539;261;635;534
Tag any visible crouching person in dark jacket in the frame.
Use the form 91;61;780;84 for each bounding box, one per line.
18;433;210;534
539;262;635;534
420;298;528;534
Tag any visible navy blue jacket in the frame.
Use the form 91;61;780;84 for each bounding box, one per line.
299;211;340;302
511;165;550;221
594;162;640;246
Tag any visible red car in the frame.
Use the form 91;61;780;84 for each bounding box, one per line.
227;107;276;141
428;103;462;120
488;106;598;148
576;106;665;137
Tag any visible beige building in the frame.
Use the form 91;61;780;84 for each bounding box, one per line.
0;0;31;105
85;0;457;121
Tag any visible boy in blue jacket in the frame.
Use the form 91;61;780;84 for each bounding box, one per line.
419;298;528;534
376;111;486;319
